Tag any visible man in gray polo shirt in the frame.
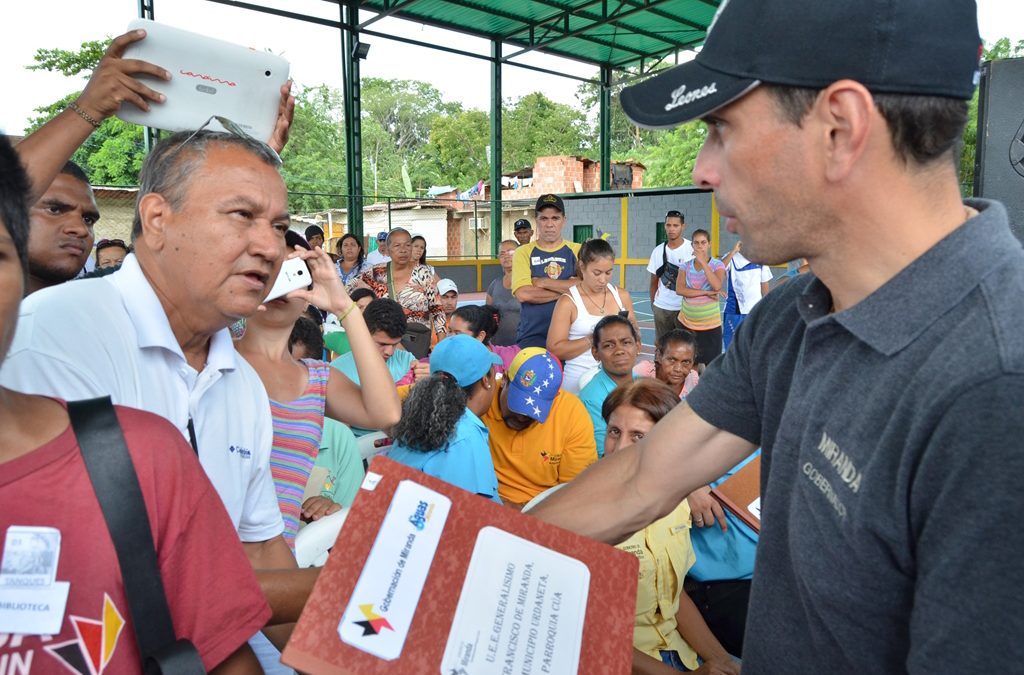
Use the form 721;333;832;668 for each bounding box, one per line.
529;0;1024;671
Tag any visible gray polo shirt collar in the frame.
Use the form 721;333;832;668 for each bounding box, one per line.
798;200;1016;356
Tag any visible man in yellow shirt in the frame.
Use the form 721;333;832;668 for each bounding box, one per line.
511;194;581;348
482;348;597;507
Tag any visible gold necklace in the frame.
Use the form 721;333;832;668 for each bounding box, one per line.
580;284;608;314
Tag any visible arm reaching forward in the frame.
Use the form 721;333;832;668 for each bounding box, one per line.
528;402;754;544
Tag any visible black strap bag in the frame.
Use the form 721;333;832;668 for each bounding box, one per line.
656;243;681;291
69;397;206;675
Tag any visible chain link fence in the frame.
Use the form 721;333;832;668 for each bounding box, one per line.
89;187;536;262
288;192;536;261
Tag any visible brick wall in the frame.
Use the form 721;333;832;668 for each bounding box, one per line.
582;161;601;192
631;165;645;189
500;155;647;201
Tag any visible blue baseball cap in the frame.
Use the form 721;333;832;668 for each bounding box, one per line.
430;335;502;387
505;348;562;423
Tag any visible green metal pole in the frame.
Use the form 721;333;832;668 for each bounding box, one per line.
489;40;502;258
138;0;157;155
341;2;364;238
600;65;612;192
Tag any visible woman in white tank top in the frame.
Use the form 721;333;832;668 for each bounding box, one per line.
547;239;639;394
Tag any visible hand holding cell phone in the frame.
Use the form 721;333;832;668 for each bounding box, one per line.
264;256;312;302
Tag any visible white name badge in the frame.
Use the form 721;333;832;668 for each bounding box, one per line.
1;526;61;588
0;581;70;635
441;526;590;675
338;480;451;661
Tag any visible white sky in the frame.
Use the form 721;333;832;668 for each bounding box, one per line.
2;0;1022;135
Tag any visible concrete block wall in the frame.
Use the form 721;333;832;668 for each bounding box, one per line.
560;196;622;248
557;188;716;294
625;191;714;261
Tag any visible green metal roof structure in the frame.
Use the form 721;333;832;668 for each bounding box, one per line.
167;0;719;247
355;0;718;72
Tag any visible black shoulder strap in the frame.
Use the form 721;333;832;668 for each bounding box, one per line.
662;241;668;267
69;398;206;675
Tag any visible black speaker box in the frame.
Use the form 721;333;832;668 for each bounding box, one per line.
974;57;1024;241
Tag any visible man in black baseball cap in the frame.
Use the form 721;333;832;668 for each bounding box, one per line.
510;193;580;348
513;218;533;245
532;1;1024;671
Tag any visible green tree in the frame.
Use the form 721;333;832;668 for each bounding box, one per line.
638;122;706;188
362;115;407;199
360;78;460;193
502;92;589;171
426;109;490;188
959;37;1024;194
279;84;347;212
575;64;669;157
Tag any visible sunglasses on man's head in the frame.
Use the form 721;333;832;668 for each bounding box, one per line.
170;115;282;167
666;210;683;219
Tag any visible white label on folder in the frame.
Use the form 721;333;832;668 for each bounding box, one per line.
748;497;761;520
440;526;590;675
338;480;450;660
361;471;383;491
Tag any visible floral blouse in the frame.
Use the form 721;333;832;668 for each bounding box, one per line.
357;263;446;337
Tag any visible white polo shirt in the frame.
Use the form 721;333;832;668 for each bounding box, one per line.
727;252;775;315
646;239;694;311
1;255;283;542
364;249;390;267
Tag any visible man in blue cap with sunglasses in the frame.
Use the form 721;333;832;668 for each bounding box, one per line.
530;0;1024;671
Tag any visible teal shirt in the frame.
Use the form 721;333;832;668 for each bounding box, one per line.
387;409;502;504
578;368;638;457
315;419;364;507
331;349;414;385
330;349;415;436
688;450;761;582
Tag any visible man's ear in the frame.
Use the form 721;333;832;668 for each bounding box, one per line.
136;193;171;251
814;79;875;183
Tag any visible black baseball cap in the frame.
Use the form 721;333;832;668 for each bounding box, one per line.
513;218;533;231
535;194;565;213
620;0;982;129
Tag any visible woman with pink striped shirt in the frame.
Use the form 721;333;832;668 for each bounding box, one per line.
236;232;400;549
676;229;726;366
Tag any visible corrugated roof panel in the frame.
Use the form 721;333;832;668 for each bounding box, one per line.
356;0;718;69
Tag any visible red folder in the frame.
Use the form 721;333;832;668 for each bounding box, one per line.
710;454;762;532
282;457;638;674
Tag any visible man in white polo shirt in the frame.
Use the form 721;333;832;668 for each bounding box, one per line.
647;210;693;344
1;130;318;624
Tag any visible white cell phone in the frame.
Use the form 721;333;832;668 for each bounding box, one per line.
264;257;312;302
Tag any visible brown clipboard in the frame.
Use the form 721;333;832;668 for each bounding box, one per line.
710;454;762;532
282;456;638;674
